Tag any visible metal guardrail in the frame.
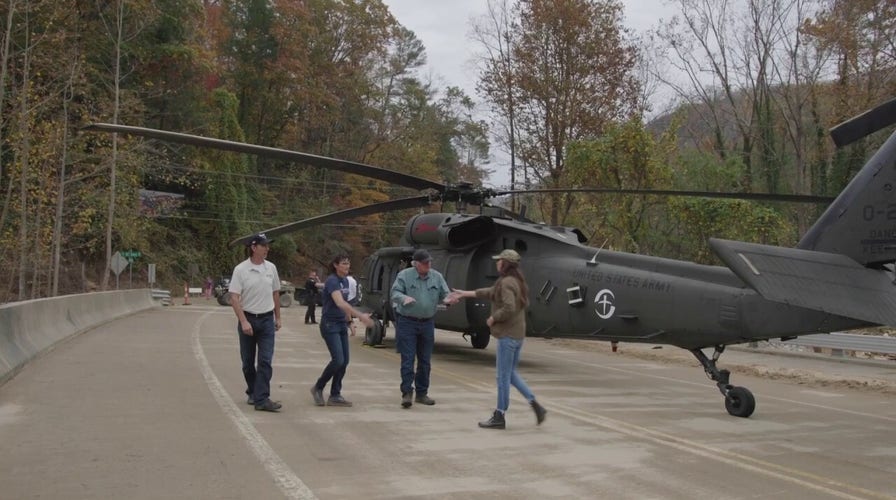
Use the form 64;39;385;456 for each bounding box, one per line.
769;332;896;356
151;289;171;306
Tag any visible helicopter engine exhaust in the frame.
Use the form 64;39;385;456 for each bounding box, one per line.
405;214;498;251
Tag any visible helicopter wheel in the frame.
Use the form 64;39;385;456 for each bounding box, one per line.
470;332;490;349
690;346;756;418
365;319;384;346
724;386;755;418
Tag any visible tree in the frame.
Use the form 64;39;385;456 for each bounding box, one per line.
473;0;521;208
478;0;641;225
93;0;157;290
803;0;896;191
565;118;674;254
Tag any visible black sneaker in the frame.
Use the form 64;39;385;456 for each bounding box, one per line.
246;396;255;406
310;386;325;406
401;392;413;409
531;400;547;425
478;410;505;429
327;395;353;407
255;399;282;412
414;394;435;405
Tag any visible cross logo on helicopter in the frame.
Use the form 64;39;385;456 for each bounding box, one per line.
594;289;616;319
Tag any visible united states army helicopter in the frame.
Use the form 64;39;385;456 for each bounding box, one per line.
86;97;896;418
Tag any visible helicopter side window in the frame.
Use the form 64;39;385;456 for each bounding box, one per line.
566;284;586;307
538;280;557;304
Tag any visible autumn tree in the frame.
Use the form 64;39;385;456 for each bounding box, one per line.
803;0;896;192
473;0;521;211
477;0;641;225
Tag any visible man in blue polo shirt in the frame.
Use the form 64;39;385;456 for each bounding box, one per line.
390;249;458;408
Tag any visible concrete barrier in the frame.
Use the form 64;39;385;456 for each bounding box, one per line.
0;289;157;385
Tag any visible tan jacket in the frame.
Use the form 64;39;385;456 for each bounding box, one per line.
475;276;526;340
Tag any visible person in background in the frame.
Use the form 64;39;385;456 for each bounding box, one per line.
310;255;374;408
204;276;213;300
346;273;361;336
228;233;283;412
390;249;458;409
304;271;321;324
449;249;546;429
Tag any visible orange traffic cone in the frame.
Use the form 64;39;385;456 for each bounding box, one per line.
183;282;191;305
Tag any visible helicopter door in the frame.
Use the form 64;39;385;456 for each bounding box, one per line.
439;254;470;328
361;255;391;319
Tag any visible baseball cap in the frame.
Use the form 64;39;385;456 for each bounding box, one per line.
491;249;521;263
412;249;432;263
247;232;274;246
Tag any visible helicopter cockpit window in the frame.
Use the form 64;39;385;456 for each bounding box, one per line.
500;238;528;254
566;284;586;307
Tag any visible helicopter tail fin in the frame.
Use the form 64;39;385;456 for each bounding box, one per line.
709;238;896;325
797;98;896;267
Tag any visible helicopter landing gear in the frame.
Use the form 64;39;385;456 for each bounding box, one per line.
465;332;490;349
364;319;385;346
690;345;756;418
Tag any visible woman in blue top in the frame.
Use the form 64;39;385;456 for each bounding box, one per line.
311;254;373;407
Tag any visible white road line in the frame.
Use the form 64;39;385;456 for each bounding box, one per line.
192;312;317;500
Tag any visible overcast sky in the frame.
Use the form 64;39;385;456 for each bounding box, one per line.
380;0;679;187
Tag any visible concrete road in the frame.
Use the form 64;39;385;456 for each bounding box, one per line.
1;304;894;499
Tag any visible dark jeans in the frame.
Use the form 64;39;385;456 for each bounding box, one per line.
395;315;435;396
315;319;350;396
238;313;276;403
305;302;317;323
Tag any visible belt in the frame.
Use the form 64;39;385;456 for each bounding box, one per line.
245;310;273;318
398;313;432;322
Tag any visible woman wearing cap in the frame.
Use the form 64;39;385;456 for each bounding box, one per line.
451;249;547;429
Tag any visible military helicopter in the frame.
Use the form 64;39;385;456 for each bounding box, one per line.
86;97;896;418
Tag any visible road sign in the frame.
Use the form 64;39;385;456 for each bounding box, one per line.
110;252;128;276
121;250;141;262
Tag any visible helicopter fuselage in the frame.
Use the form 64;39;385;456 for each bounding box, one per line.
357;212;867;350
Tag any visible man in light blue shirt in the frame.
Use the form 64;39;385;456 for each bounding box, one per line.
390;249;457;408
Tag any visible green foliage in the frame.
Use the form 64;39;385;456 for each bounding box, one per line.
564;118;673;254
668;198;792;264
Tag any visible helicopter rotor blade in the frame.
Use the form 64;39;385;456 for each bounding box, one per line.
229;195;433;246
83;123;446;192
495;188;835;204
829;96;896;148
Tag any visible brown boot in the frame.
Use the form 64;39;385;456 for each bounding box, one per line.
530;400;547;425
478;410;506;429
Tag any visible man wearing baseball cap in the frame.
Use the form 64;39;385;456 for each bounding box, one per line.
390;249;458;408
228;232;283;412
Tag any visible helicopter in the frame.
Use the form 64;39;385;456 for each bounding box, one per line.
85;96;896;418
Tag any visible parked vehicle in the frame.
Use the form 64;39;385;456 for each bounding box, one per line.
214;276;296;308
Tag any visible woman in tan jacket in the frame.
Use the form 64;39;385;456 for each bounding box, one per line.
451;249;546;429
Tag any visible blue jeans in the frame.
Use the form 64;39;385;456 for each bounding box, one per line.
395;316;435;395
496;336;534;413
238;314;276;403
315;319;350;397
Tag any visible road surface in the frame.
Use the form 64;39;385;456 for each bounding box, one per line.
1;304;894;499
